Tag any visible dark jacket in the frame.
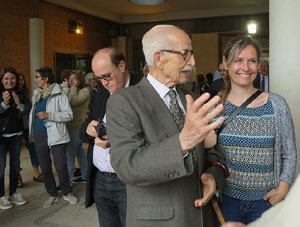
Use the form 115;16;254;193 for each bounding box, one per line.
80;73;140;208
0;88;31;134
209;78;224;97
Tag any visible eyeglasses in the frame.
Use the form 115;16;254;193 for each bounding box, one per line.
94;67;116;82
35;75;42;79
160;49;194;61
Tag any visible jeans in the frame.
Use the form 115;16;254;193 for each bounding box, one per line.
23;128;39;167
94;171;127;227
34;132;71;197
66;128;88;182
215;194;272;226
0;135;22;197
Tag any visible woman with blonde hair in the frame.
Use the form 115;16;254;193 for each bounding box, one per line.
214;36;297;225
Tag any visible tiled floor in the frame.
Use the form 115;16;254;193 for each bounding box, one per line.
0;145;98;227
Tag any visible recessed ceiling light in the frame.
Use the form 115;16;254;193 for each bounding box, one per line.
129;0;165;6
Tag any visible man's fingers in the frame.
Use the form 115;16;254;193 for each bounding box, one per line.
197;96;221;116
185;95;194;113
201;173;209;184
189;93;211;113
194;196;209;207
102;135;109;140
207;116;225;131
87;120;99;137
205;104;224;122
90;120;99;126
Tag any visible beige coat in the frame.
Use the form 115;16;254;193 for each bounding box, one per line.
65;86;90;130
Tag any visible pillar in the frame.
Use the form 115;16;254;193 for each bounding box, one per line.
270;0;300;174
29;18;44;93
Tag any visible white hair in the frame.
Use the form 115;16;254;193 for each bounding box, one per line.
85;72;95;85
142;25;183;67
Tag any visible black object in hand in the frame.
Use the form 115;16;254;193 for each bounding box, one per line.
95;121;107;138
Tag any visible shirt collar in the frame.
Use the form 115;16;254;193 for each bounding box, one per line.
110;76;131;95
147;73;178;99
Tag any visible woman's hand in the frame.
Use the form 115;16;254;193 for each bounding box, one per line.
11;91;21;105
204;130;217;149
36;111;49;120
73;80;80;87
264;181;290;206
2;91;10;104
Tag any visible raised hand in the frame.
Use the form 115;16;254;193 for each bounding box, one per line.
179;93;224;154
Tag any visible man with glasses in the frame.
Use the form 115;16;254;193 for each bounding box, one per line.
106;25;226;227
80;47;140;227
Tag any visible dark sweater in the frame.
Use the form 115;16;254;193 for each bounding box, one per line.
0;89;31;134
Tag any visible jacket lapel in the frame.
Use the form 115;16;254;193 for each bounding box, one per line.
138;77;180;137
176;86;187;112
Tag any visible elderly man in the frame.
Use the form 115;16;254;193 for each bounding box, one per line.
80;47;140;227
106;25;226;227
253;60;269;91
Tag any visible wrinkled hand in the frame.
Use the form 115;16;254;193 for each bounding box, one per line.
36;111;49;119
94;135;110;149
11;91;21;105
179;93;224;154
222;222;246;227
264;181;289;206
86;120;99;137
194;173;216;207
2;91;11;104
204;130;217;149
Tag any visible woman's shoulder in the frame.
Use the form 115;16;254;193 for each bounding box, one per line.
79;86;90;94
269;92;288;105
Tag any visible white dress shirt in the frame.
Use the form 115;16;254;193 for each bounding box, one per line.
147;74;186;114
93;77;130;173
147;74;188;158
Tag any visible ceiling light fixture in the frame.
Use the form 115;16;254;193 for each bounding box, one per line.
129;0;165;6
248;23;256;34
247;20;257;34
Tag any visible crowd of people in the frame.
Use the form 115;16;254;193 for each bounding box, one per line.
0;66;101;209
0;24;297;227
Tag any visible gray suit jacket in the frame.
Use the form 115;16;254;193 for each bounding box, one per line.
107;77;225;227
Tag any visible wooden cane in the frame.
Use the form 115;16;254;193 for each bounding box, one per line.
212;198;226;225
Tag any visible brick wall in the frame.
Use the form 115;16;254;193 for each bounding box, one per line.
0;0;112;91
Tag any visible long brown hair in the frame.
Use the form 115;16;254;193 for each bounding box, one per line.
219;36;261;105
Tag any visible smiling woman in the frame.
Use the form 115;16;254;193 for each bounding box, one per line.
0;67;30;210
213;36;297;226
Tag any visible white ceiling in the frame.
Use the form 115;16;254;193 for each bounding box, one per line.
44;0;269;24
